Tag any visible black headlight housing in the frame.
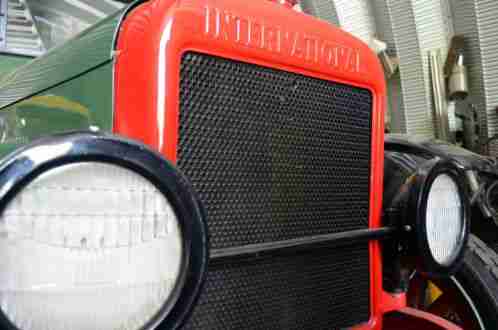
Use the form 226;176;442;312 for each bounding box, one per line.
384;156;470;281
406;159;470;275
0;132;209;330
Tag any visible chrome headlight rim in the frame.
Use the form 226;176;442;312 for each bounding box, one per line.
0;132;209;330
409;160;470;276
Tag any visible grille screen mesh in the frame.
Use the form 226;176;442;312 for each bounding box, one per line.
183;244;370;329
178;52;373;329
178;52;373;250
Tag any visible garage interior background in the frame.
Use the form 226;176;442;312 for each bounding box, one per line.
1;0;497;156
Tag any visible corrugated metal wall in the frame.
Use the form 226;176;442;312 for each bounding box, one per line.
376;0;434;137
26;0;123;50
300;0;340;26
333;0;376;44
451;0;498;155
450;0;487;152
478;0;498;155
303;0;452;138
412;0;451;136
301;0;375;44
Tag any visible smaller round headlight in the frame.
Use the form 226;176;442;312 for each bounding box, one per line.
406;160;469;276
425;173;464;266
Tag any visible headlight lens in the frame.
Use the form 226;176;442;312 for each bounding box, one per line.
425;173;464;266
0;162;183;330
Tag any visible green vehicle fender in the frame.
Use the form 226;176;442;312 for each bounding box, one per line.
0;6;136;157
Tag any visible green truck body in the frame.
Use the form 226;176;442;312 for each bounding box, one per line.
0;11;123;157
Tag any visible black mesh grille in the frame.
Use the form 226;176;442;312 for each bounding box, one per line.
178;52;373;249
183;244;370;330
178;52;373;329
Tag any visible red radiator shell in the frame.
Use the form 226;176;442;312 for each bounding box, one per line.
114;0;387;328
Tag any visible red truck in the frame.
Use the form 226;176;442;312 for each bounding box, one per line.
0;0;496;329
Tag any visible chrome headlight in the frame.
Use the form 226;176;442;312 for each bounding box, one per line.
0;133;208;330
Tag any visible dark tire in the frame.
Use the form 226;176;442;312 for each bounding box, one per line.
408;235;498;329
452;234;498;329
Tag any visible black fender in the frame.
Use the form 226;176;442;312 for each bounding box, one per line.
385;134;496;171
384;134;498;208
382;135;476;291
384;134;498;253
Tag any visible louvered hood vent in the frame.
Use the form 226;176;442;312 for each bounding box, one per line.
0;0;45;57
